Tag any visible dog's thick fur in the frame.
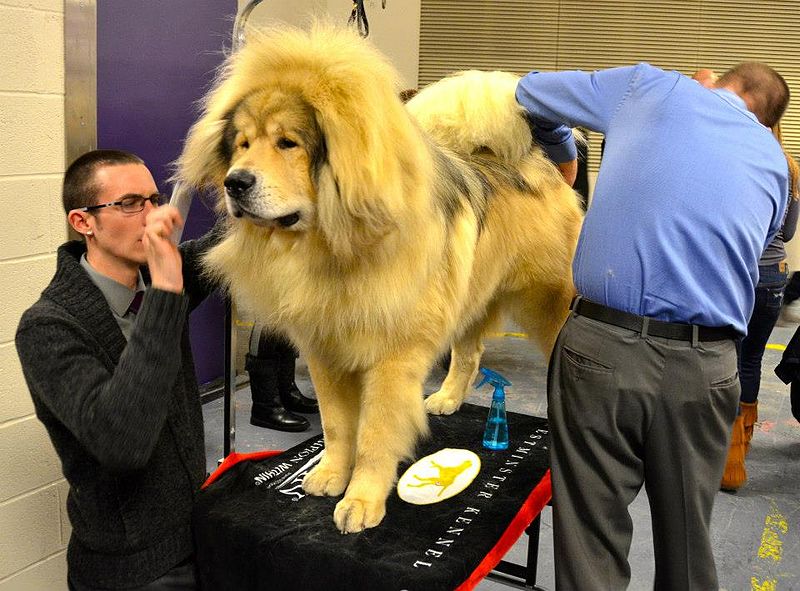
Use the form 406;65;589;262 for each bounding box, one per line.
176;25;582;533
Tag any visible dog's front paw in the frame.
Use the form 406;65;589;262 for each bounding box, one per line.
425;390;462;415
333;495;386;533
303;464;350;497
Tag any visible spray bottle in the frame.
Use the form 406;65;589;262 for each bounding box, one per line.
478;367;511;450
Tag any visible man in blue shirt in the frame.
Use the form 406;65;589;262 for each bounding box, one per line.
516;62;789;589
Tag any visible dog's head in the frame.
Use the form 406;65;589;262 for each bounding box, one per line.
217;90;326;233
175;24;428;258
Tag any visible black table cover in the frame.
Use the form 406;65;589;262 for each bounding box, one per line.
193;403;551;591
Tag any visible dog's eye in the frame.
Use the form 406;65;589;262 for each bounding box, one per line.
277;138;298;150
238;139;250;150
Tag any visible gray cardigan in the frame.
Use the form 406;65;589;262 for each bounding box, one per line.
16;232;218;588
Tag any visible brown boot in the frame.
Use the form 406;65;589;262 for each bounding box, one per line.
720;415;747;491
740;401;758;455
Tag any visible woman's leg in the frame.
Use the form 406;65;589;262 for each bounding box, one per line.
738;264;788;403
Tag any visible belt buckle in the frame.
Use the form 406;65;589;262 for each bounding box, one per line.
779;261;788;273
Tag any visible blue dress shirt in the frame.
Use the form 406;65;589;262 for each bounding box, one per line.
516;63;788;334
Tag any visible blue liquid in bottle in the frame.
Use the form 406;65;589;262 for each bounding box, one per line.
478;368;510;451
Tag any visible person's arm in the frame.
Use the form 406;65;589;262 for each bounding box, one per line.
781;191;799;243
515;64;643;165
143;205;184;293
15;208;194;472
178;218;227;311
16;291;188;472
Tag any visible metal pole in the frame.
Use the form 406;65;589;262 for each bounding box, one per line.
224;299;235;457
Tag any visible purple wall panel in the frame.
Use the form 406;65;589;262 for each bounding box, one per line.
97;2;237;385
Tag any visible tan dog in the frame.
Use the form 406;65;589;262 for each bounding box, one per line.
175;24;582;533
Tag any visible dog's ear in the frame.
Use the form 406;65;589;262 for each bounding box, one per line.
314;160;396;259
172;95;241;207
306;47;428;259
171;55;256;208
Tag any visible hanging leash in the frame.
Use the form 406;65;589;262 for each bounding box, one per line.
348;0;387;38
348;0;369;37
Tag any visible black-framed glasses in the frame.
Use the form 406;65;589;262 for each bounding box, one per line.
79;193;167;214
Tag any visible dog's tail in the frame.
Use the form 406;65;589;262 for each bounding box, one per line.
406;70;583;166
405;70;532;165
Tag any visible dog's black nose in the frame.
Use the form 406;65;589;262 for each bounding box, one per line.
224;170;256;199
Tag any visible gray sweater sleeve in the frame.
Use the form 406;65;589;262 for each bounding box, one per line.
781;190;799;243
16;288;189;472
179;219;227;311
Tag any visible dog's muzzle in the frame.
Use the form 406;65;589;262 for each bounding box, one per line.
223;170;302;228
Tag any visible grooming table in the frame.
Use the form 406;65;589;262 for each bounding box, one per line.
193;403;551;590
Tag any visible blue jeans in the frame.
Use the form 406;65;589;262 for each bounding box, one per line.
738;263;789;404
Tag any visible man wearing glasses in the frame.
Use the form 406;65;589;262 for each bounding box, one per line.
16;150;220;590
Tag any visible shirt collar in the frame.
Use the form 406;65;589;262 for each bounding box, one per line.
711;88;760;124
80;254;146;317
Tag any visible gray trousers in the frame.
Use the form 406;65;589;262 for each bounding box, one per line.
548;312;739;590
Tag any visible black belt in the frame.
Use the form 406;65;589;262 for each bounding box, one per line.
571;297;737;342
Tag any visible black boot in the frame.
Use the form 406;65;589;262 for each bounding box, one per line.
276;351;319;414
245;353;310;432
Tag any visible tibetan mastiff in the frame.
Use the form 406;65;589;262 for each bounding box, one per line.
176;25;582;533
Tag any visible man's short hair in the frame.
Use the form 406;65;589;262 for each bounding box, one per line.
62;149;145;213
717;62;790;128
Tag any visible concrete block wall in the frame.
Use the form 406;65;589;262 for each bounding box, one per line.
0;0;69;588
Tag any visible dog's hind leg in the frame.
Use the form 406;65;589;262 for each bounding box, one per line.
333;355;430;533
424;318;490;416
513;283;574;357
302;358;360;497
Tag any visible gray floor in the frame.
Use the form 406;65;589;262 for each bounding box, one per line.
203;323;800;590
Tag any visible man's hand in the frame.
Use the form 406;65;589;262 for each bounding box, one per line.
557;159;578;187
143;206;184;293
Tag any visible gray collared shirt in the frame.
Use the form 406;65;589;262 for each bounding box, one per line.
80;254;146;340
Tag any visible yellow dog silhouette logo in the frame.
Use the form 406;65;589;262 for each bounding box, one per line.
407;459;474;496
398;449;481;505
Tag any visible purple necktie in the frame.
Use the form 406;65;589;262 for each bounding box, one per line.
129;290;144;314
